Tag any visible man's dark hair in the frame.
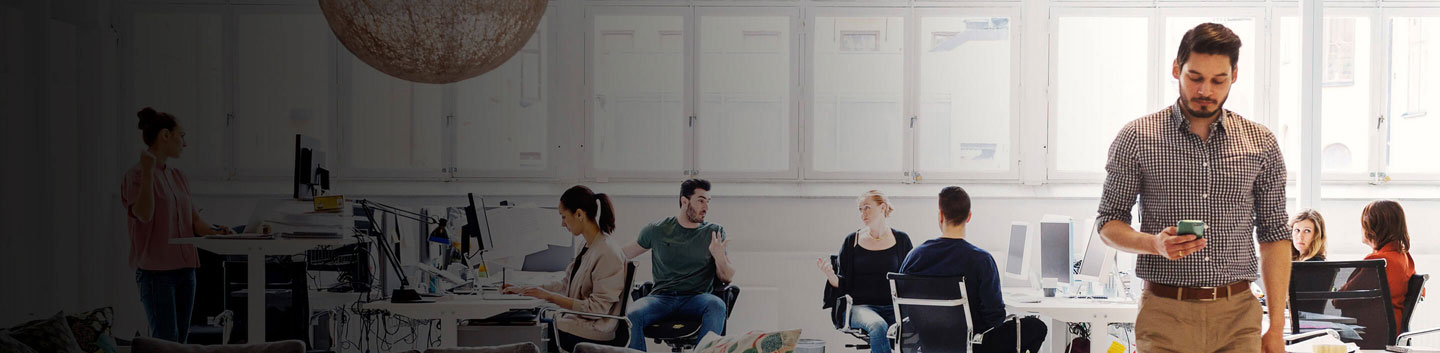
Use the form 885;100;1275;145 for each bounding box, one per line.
680;179;712;207
1176;23;1242;69
939;186;971;227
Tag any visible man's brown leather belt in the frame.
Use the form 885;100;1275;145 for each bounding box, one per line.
1145;281;1250;301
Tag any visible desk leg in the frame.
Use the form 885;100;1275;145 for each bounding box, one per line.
248;253;266;343
1090;321;1109;353
440;316;457;347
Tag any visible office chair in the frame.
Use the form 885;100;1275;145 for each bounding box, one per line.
887;273;1042;353
828;255;894;350
630;280;741;352
1289;259;1396;349
538;262;639;353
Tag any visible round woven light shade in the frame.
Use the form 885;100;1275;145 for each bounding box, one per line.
319;0;548;84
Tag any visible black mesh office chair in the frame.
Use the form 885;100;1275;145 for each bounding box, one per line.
887;273;1043;353
630;280;740;352
1289;259;1396;349
539;261;639;353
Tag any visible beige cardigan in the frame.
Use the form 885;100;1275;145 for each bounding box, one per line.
538;234;628;341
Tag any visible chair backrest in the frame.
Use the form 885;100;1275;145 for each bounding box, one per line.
613;261;638;345
1289;259;1396;349
1400;274;1428;333
888;272;972;353
829;255;847;330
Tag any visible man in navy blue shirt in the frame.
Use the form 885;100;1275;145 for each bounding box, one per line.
899;185;1006;334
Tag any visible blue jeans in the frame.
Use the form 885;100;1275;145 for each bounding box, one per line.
625;293;727;350
136;268;196;343
851;305;896;353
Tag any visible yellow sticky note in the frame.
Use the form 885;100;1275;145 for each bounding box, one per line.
1106;341;1126;353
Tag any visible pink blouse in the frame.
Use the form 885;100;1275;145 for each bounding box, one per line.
122;162;199;270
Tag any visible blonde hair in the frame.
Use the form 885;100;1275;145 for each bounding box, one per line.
1290;209;1328;261
857;190;894;217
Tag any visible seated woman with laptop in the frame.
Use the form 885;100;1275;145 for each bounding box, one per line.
501;185;628;351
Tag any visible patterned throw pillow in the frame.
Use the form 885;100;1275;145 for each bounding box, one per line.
7;312;84;353
65;307;117;353
695;329;802;353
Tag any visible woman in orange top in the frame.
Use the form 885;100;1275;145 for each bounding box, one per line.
1359;200;1419;329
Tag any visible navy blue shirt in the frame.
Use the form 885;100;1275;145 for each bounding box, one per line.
899;237;1006;333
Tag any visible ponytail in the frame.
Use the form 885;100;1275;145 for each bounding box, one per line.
596;193;616;233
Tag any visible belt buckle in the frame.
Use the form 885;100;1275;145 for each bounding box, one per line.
1195;287;1221;301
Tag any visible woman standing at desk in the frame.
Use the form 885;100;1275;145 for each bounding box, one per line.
503;185;627;351
819;190;913;353
122;107;232;343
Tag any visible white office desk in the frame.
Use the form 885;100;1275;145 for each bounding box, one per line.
361;295;544;348
172;236;363;343
1006;298;1140;353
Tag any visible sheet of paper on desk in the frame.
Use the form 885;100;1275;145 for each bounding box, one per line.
486;207;570;259
1286;335;1357;353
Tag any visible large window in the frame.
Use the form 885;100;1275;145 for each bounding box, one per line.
131;9;226;177
915;14;1015;177
341;53;446;176
1277;15;1374;176
695;13;795;177
233;9;334;177
455;15;551;176
590;12;688;177
1387;17;1440;175
1052;15;1151;177
810;13;907;177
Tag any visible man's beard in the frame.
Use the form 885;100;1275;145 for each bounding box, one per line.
685;206;705;224
1179;93;1227;119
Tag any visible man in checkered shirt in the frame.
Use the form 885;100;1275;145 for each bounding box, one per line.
1096;23;1292;353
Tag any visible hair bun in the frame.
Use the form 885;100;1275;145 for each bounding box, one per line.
137;107;158;129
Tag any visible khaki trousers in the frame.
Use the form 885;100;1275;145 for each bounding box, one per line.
1135;289;1262;353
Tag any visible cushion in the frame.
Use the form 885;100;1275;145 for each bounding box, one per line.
66;307;118;353
7;312;84;353
695;329;802;353
0;330;39;353
131;337;305;353
425;342;540;353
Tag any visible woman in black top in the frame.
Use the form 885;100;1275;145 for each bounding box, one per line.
819;190;913;353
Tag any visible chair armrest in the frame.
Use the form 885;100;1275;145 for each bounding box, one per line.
632;282;654;301
971;314;1019;345
1284;329;1339;345
538;307;632;323
1398;327;1440;346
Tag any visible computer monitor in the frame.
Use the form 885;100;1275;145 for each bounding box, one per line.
293;134;328;200
1004;222;1034;281
461;193;492;257
1039;221;1073;287
1075;218;1116;284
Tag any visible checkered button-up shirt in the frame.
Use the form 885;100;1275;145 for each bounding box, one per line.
1096;102;1291;287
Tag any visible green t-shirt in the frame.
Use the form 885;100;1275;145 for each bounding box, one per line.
637;216;726;295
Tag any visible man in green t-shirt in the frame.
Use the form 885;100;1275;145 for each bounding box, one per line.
622;179;735;350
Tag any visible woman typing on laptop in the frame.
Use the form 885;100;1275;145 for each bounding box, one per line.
501;185;628;351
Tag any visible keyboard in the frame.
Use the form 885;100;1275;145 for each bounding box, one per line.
480;291;531;301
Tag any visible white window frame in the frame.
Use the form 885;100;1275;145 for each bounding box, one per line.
334;44;452;181
803;6;913;182
451;7;560;180
584;5;695;181
1379;7;1440;182
1045;7;1157;182
910;6;1023;181
228;3;338;181
122;3;234;180
691;6;802;181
